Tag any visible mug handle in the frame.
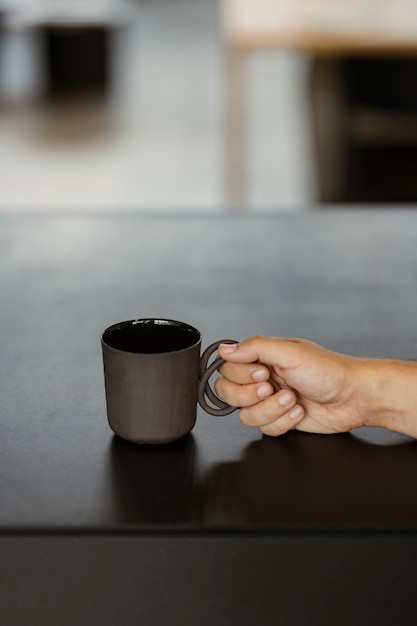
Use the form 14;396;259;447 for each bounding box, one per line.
198;340;239;416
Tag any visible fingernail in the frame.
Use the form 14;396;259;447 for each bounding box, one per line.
289;405;304;420
257;383;273;398
220;343;238;353
252;368;268;382
278;390;294;407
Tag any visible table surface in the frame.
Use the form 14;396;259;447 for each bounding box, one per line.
222;0;417;54
1;210;417;534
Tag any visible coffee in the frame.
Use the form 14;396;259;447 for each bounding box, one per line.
103;319;199;354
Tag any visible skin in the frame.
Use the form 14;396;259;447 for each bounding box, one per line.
215;336;417;439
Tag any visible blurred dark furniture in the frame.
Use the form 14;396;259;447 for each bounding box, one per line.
42;26;111;95
222;0;417;206
311;56;417;203
343;57;417;202
5;3;136;97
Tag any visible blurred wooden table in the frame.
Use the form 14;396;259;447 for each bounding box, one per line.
221;0;417;206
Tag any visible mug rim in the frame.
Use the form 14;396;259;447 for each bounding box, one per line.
101;318;202;355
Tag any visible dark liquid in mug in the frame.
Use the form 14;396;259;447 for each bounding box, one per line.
103;320;200;354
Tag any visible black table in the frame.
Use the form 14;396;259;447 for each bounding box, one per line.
1;210;417;625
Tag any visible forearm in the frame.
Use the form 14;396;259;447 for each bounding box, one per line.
354;358;417;438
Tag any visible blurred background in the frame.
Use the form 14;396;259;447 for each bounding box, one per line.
0;0;416;212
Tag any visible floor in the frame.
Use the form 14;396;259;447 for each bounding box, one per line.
0;0;314;212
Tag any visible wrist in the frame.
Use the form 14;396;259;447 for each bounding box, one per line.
352;358;417;437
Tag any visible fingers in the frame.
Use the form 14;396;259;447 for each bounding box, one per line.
217;361;270;384
215;361;272;407
237;388;301;427
214;376;275;408
217;336;307;436
258;403;305;437
215;373;305;435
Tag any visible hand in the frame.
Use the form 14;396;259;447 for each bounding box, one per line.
216;336;364;437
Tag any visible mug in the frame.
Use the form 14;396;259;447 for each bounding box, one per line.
101;318;238;444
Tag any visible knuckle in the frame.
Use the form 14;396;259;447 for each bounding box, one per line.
260;421;288;437
248;334;265;344
238;408;254;427
252;395;289;429
216;361;228;376
213;377;226;400
238;398;267;426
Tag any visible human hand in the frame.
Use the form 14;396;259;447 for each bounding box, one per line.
216;336;364;437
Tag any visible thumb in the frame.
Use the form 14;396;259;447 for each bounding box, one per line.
218;335;299;367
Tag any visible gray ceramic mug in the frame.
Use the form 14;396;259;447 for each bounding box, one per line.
101;318;238;444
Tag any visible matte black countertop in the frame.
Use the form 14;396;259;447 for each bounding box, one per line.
3;210;417;626
1;210;417;533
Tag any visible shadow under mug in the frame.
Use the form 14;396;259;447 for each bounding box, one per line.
101;318;238;444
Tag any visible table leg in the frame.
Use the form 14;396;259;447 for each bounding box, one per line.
224;45;249;210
